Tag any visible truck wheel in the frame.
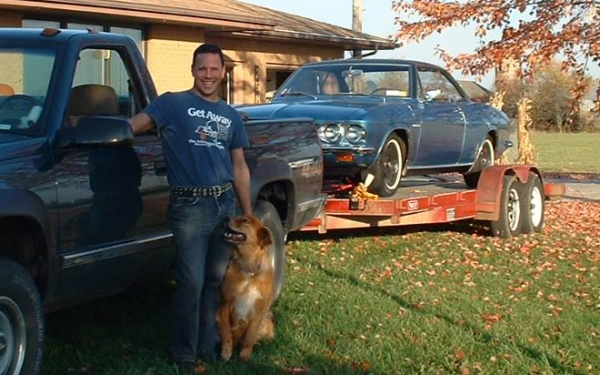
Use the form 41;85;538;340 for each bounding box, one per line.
0;257;43;375
463;137;494;189
368;134;405;197
254;201;286;299
490;175;522;238
519;172;545;233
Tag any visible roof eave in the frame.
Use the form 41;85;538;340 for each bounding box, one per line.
218;30;398;51
2;0;276;31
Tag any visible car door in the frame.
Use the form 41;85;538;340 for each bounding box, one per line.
52;46;172;302
412;66;466;167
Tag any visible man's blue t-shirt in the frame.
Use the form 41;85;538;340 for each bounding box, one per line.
143;90;249;187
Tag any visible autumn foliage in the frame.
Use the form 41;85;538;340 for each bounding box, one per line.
391;0;600;110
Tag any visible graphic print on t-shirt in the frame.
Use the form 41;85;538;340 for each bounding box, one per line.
187;107;233;150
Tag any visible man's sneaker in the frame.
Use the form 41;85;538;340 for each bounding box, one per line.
172;361;196;374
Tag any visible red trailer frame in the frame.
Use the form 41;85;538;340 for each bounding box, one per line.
300;164;564;236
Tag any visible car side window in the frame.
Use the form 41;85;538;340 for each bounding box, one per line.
417;67;463;102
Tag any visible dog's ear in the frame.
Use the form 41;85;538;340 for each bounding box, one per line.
257;226;273;249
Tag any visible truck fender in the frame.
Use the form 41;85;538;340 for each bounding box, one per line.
250;160;295;229
0;189;54;253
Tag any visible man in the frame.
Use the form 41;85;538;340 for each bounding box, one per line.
129;43;252;372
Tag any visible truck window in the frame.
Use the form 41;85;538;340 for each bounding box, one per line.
71;48;134;118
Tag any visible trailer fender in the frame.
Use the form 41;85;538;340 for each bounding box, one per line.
476;164;541;221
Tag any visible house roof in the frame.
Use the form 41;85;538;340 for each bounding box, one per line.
212;1;398;51
4;0;397;51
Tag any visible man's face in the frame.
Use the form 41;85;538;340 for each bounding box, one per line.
191;52;225;101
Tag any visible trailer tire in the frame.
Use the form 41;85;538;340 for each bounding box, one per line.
490;175;522;238
254;201;286;299
0;257;43;375
519;172;545;233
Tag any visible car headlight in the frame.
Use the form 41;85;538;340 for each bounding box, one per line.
318;123;343;143
346;124;366;144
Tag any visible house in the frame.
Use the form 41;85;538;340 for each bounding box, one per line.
0;0;397;104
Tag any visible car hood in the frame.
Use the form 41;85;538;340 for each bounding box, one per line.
238;98;384;121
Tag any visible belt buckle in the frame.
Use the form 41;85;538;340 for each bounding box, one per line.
213;185;223;197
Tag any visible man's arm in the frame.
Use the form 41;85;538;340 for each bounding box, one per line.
129;112;155;134
231;148;252;216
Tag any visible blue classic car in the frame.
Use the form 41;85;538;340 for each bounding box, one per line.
238;59;512;197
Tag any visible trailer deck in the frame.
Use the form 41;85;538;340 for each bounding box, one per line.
301;165;563;237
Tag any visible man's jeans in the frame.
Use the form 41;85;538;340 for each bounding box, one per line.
167;189;235;363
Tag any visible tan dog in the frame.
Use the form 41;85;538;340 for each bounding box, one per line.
218;215;275;362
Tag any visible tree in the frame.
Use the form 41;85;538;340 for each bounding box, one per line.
391;0;600;111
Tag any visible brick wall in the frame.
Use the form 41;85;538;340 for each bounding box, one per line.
145;25;206;94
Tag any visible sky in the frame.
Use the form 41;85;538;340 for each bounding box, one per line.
241;0;496;87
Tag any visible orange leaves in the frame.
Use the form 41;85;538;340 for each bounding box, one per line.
392;0;600;107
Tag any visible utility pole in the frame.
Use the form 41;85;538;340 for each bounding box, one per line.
352;0;363;58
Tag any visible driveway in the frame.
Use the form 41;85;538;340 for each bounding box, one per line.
544;173;600;202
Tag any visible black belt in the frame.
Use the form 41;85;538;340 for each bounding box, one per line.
171;182;232;198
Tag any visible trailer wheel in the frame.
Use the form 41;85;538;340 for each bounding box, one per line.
519;172;545;233
368;134;405;197
490;175;522;238
463;137;494;189
254;201;286;299
0;257;43;375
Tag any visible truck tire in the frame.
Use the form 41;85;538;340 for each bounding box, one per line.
254;201;286;299
490;175;522;238
0;257;43;375
519;172;545;233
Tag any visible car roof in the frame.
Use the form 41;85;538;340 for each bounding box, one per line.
300;58;444;70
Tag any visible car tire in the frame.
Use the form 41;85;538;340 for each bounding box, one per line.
490;175;522;238
254;201;286;299
518;172;545;233
368;134;405;197
463;136;495;189
0;257;44;375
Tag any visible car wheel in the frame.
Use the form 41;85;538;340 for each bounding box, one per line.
463;136;495;189
0;257;44;375
490;175;522;238
368;134;405;197
254;201;286;299
518;172;545;233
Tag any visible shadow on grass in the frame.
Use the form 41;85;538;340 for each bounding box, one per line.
288;219;492;243
297;254;586;375
42;276;372;375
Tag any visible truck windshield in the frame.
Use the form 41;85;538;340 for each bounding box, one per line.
0;47;55;136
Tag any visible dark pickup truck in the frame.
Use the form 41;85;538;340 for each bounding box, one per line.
0;28;325;375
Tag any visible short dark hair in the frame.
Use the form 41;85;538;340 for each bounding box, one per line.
191;43;225;67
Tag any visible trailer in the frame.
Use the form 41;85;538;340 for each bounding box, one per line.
301;164;565;238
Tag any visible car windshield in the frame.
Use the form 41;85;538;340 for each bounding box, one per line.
275;63;412;98
0;47;55;136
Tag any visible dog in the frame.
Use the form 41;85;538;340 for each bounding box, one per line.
218;214;276;362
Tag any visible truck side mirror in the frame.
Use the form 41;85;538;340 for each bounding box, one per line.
61;116;133;147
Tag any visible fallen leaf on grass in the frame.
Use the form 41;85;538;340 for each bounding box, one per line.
283;367;310;374
351;360;371;373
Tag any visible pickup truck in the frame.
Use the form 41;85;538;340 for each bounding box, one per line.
0;28;325;375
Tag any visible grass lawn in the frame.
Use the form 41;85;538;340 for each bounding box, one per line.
41;133;600;375
530;132;600;174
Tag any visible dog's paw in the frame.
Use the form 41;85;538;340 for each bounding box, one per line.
240;348;252;362
221;347;232;361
